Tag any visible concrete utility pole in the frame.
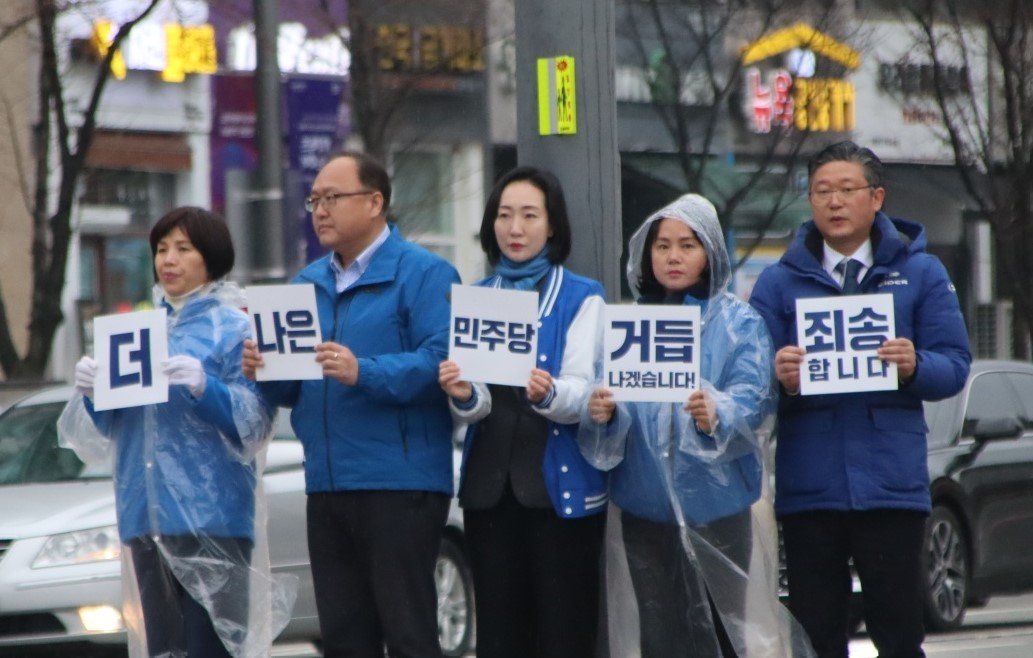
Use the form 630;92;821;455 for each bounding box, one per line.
515;1;622;300
251;0;286;282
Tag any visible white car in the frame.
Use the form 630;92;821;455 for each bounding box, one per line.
0;387;475;656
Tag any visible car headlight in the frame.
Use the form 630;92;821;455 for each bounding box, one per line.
33;525;121;568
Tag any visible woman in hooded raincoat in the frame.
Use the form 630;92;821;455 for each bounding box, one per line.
59;207;291;658
580;194;813;658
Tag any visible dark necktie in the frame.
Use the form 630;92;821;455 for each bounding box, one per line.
838;258;862;294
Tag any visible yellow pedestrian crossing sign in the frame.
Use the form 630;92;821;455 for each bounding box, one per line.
538;56;577;135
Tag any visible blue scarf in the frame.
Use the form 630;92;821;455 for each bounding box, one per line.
494;249;553;291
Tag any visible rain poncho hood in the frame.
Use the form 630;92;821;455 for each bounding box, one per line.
626;193;731;303
579;194;814;657
59;280;297;657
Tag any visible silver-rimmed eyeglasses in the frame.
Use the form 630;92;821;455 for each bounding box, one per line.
304;190;375;212
808;185;875;204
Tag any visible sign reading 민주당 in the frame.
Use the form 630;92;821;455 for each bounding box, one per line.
604;305;701;403
796;294;897;395
247;284;324;381
92;309;169;411
449;285;538;387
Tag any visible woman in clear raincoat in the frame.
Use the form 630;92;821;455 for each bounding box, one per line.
59;207;293;657
580;194;814;658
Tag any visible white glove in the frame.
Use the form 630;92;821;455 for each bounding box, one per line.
74;356;98;399
162;355;207;398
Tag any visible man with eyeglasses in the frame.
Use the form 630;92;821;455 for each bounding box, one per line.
243;151;460;657
749;141;971;658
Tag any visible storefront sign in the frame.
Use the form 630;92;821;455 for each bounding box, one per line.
225;22;351;76
740;23;859;134
375;23;485;73
89;19;216;82
878;61;971;96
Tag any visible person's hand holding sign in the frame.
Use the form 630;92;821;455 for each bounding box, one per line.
527;368;554;404
438;360;473;403
877;337;917;383
316;342;358;385
686;389;718;434
588;388;615;424
775;345;806;395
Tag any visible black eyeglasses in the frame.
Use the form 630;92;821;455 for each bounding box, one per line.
304;190;375;212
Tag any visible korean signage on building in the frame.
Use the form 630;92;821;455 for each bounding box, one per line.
739;23;860;134
88;18;216;82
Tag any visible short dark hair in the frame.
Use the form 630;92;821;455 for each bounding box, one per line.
808;141;884;188
479;166;572;265
149;207;235;281
325;150;392;213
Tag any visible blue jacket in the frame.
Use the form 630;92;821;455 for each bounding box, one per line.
258;226;460;495
456;266;609;518
749;213;971;515
581;293;775;526
87;291;270;542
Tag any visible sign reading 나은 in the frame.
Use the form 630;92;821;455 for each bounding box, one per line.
92;309;169;411
796;293;898;395
247;284;324;381
604;304;701;403
449;284;538;387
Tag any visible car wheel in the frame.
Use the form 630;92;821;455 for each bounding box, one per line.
923;505;968;631
437;535;475;657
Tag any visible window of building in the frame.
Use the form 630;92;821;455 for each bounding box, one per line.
390;149;457;264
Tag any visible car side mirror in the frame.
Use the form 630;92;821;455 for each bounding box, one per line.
970;416;1023;443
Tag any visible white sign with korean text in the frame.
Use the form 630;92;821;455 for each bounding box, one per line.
449;284;538;387
797;294;898;395
93;309;169;411
247;284;324;381
604;304;701;403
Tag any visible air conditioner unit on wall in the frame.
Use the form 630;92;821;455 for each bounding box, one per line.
973;300;1013;359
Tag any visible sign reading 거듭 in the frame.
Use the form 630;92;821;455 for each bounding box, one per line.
604;304;701;403
796;293;898;395
247;284;324;381
92;309;169;411
449;285;538;387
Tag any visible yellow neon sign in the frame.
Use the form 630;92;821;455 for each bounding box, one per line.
89;19;217;82
740;23;860;70
793;77;855;132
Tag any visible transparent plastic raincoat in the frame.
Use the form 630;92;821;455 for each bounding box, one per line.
578;195;815;657
59;282;296;657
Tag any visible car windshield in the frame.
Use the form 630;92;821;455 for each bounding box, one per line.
0;401;111;485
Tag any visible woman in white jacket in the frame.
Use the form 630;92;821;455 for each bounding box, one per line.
438;166;607;658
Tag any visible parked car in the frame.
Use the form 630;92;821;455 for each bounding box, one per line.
0;386;475;656
922;359;1033;630
775;359;1033;635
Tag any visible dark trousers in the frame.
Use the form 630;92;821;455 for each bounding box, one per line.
622;509;751;658
306;490;450;658
781;509;928;658
128;534;252;658
463;485;605;658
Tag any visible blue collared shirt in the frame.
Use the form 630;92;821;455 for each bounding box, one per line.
329;225;391;293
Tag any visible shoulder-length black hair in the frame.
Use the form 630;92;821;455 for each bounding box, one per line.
636;219;667;303
150;206;235;282
479;166;572;265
